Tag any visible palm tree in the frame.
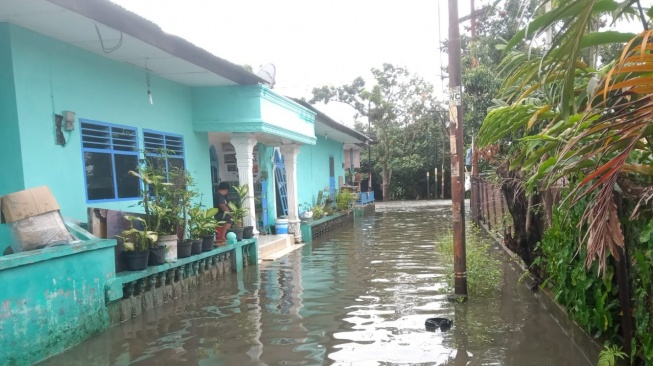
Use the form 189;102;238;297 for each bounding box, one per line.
478;0;650;272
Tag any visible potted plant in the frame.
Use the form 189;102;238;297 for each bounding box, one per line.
228;184;251;240
128;158;168;263
130;150;205;261
299;202;313;220
187;206;204;255
189;205;220;252
156;167;196;261
176;169;197;258
336;189;355;212
118;216;158;270
312;205;324;220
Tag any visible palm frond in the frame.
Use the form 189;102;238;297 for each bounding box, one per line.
502;0;629;119
550;30;653;270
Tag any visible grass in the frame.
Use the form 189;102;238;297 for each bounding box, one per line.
435;226;503;296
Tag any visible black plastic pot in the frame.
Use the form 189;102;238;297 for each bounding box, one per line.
124;250;149;271
243;226;254;239
148;245;166;266
191;239;202;255
178;240;192;258
202;235;215;252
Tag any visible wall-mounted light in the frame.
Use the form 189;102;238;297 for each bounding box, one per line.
63;110;76;131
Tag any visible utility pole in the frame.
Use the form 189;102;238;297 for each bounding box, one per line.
368;103;372;193
448;0;468;299
434;138;438;199
471;0;477;39
426;132;430;199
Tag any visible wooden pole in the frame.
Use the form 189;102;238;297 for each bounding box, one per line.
448;0;468;298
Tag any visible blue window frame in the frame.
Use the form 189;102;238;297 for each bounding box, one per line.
143;130;185;179
80;120;140;202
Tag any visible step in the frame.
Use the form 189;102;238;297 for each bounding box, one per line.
257;234;292;259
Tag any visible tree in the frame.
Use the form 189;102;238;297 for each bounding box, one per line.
477;0;647;272
311;64;439;201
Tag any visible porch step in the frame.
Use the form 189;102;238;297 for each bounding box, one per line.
257;234;293;260
260;243;305;262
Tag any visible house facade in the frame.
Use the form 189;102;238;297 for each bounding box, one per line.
0;0;315;254
0;0;369;253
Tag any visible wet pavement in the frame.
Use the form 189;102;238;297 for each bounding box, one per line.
40;201;597;365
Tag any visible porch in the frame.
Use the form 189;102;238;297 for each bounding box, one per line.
194;85;317;244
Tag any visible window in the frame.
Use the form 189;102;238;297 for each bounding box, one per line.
143;130;185;179
81;121;140;202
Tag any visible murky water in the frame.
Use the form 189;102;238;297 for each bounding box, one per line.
41;201;597;365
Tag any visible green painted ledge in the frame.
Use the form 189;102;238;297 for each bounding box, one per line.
0;238;116;271
107;238;258;302
116;238;256;283
305;211;350;227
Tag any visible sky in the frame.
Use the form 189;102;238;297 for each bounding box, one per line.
110;0;480;125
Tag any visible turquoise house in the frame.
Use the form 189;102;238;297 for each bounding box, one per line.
0;0;370;253
0;1;373;363
0;0;329;254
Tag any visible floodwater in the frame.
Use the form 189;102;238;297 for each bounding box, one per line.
41;201;597;366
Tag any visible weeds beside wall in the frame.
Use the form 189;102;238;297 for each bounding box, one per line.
479;184;653;364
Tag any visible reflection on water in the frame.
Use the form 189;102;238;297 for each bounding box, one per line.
41;201;595;366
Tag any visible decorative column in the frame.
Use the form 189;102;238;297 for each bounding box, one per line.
231;134;259;235
280;144;301;243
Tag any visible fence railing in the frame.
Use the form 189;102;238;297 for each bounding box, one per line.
355;191;375;205
471;176;513;238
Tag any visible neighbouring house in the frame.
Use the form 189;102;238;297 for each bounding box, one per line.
292;98;371;204
0;0;369;363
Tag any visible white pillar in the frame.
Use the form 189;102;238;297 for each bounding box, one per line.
231;134;258;235
280;144;301;243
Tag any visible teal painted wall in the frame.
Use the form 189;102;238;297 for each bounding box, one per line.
0;239;116;366
297;136;345;209
192;85;316;145
192;85;261;126
0;24;25;254
257;138;346;223
6;24;212;224
0;24;24;196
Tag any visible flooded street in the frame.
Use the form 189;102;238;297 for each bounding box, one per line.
42;201;596;365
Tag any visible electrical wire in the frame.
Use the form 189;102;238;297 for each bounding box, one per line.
94;23;123;53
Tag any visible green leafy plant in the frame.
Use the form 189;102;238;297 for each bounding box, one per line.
597;344;626;366
129;151;195;237
118;216;158;252
336;189;355;211
188;206;220;239
312;205;324;220
159;167;196;236
323;205;335;217
128;162;168;234
627;215;653;362
228;184;250;227
535;198;619;339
